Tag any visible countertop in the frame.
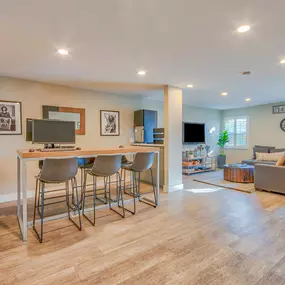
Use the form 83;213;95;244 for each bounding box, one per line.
17;146;160;159
131;143;164;147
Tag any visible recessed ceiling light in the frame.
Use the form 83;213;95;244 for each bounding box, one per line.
241;71;251;76
137;70;147;76
186;84;194;88
280;59;285;64
245;98;251;102
221;92;228;96
57;49;69;55
237;25;250;33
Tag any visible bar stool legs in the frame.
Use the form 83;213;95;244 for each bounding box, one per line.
138;169;157;208
33;178;82;243
82;172;96;226
121;168;157;215
108;173;125;218
67;178;82;231
82;172;125;226
33;181;45;243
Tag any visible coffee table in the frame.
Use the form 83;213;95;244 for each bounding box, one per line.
224;164;254;183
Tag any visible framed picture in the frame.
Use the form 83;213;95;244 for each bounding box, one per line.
43;105;85;135
100;110;120;136
273;105;285;114
0;100;22;135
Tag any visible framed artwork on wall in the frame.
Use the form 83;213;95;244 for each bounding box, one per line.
0;100;22;135
42;105;85;135
100;110;120;136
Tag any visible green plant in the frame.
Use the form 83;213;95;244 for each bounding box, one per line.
217;130;230;155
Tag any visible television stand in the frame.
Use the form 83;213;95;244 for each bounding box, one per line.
182;156;216;175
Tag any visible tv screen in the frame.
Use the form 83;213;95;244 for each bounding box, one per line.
183;123;205;144
32;119;76;144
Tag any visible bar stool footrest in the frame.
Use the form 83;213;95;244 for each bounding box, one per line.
139;197;157;208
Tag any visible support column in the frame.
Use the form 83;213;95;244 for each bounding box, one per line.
163;85;183;192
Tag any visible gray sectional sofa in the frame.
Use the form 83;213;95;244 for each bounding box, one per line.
255;164;285;194
242;145;285;165
242;145;285;195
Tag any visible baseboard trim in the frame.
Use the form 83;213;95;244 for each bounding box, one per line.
0;191;34;204
163;183;184;193
0;178;114;204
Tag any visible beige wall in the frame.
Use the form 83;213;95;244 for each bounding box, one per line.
222;102;285;164
0;77;222;202
0;77;155;201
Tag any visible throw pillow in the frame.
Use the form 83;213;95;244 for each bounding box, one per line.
276;155;285;166
253;145;275;159
256;152;285;162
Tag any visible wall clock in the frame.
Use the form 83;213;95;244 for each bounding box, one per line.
281;119;285;132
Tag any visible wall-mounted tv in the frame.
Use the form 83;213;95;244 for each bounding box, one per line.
183;122;205;144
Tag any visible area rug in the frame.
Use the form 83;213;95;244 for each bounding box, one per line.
193;174;255;193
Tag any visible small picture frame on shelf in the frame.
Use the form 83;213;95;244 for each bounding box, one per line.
0;100;22;135
100;110;120;136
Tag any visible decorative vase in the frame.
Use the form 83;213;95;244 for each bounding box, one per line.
185;150;189;159
217;155;227;169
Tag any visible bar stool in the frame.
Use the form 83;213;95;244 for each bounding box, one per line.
121;152;157;214
78;157;96;190
118;145;133;194
82;155;125;226
33;157;82;243
77;157;109;205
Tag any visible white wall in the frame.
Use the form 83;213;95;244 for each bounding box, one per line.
222;103;285;164
0;77;222;202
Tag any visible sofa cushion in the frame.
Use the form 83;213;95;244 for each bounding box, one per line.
242;159;257;165
253;145;275;159
271;148;285;153
242;159;276;166
276;156;285;166
256;152;284;162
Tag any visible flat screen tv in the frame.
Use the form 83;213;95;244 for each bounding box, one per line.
183;122;205;144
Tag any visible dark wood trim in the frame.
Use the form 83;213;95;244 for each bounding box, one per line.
100;110;120;136
42;105;59;119
58;107;85;135
42;105;85;135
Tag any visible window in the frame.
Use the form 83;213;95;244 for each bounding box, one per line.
224;117;249;148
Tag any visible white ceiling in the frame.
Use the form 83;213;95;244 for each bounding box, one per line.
1;0;285;110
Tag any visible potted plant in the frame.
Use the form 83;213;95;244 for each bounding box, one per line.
189;150;194;159
217;130;230;168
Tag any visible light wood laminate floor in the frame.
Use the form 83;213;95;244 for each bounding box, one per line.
1;172;285;284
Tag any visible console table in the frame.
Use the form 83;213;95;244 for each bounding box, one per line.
182;156;216;175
